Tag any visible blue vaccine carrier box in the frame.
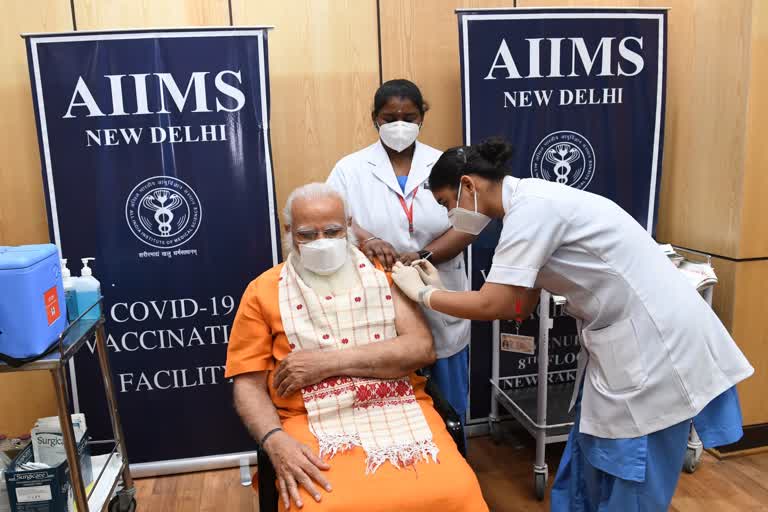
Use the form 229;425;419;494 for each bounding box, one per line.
0;244;67;359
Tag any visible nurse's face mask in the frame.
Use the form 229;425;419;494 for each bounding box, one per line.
448;180;492;235
378;121;420;153
296;225;349;276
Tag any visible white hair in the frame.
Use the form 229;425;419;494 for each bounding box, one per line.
283;182;350;225
282;182;354;255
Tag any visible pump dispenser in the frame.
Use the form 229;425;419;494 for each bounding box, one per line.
74;257;101;320
61;259;78;322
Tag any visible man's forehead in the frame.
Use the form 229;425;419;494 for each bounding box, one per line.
291;195;345;225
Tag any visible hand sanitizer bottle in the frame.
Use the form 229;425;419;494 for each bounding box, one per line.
61;259;78;323
75;257;101;321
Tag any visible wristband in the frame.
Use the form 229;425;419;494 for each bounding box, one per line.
362;236;379;244
260;427;283;447
417;250;433;261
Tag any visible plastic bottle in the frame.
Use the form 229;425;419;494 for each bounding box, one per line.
61;259;78;323
74;258;101;321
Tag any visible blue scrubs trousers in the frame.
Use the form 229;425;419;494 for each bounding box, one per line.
551;383;744;511
429;346;469;422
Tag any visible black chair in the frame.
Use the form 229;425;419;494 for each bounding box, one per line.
255;378;465;511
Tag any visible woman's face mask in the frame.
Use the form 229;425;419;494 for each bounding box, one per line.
378;121;420;152
299;238;348;275
448;181;492;235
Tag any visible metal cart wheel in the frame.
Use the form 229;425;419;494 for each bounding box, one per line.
108;495;137;512
534;472;547;500
683;423;703;474
683;447;701;474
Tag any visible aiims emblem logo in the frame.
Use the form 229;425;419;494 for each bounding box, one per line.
530;131;596;190
125;176;202;249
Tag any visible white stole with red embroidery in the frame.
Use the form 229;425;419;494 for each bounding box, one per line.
278;247;438;473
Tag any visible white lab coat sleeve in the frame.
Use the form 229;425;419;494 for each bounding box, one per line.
326;163;347;197
326;163;355;216
327;163;355;216
486;195;566;288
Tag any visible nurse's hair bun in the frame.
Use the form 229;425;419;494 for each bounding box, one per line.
430;137;515;189
475;137;514;167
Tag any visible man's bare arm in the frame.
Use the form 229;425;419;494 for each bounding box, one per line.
234;372;331;509
233;371;282;440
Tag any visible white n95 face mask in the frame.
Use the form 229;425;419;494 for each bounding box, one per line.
378;121;420;152
448;184;492;235
299;238;348;275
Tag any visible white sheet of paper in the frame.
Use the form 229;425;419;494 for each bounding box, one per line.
16;485;52;503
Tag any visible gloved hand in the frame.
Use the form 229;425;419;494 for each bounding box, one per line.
411;259;445;290
392;262;433;304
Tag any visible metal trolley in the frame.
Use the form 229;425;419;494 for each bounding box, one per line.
0;300;136;511
488;256;717;499
488;290;574;500
681;265;715;474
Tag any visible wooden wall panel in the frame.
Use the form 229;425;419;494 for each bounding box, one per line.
379;0;515;151
73;0;229;30
732;260;768;426
0;0;72;437
232;0;380;219
739;0;768;258
518;0;639;6
0;372;58;438
709;256;736;331
711;257;768;426
644;0;752;258
0;0;72;246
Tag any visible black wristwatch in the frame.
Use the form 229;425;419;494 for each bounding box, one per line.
417;250;433;261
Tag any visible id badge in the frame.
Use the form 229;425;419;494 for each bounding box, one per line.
501;333;536;354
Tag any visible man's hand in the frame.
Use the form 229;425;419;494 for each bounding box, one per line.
273;350;335;397
264;432;332;510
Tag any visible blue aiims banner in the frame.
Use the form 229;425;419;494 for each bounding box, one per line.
25;28;280;465
456;9;667;421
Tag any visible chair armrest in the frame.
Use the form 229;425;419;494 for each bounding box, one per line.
425;377;460;423
424;377;467;457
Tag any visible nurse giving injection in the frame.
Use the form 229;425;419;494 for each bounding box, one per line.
392;137;753;512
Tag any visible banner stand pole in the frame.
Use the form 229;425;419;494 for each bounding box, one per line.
130;451;259;479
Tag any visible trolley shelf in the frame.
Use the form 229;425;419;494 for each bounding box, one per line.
88;452;126;511
0;315;101;373
0;299;136;511
492;380;575;441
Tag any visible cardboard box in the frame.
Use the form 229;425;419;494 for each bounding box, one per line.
4;432;91;512
0;470;11;512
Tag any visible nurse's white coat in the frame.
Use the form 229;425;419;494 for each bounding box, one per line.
487;176;754;439
328;140;471;359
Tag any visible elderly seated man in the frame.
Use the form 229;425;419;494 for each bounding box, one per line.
225;183;488;511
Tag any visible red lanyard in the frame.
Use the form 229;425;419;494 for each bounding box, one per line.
397;187;418;235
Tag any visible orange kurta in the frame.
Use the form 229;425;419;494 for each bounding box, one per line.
225;263;488;512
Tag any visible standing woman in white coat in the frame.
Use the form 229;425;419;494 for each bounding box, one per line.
327;79;475;423
392;138;754;511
